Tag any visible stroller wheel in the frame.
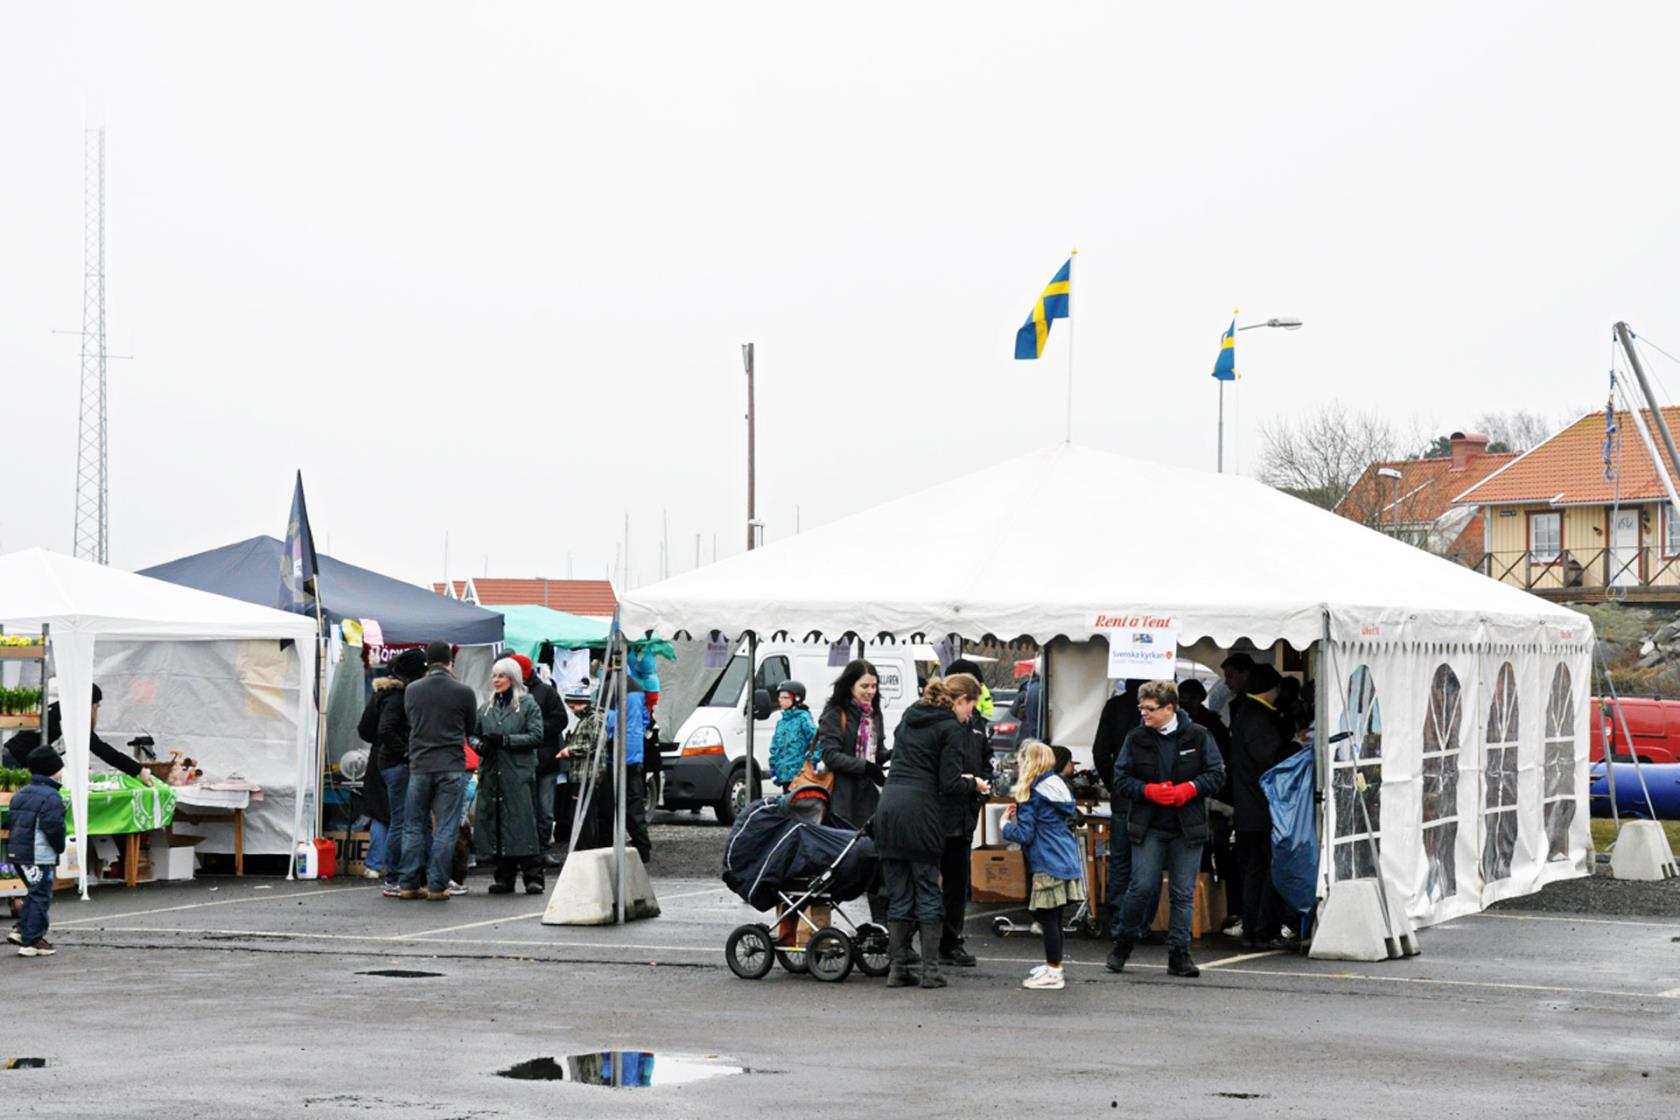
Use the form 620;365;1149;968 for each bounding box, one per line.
853;923;890;977
775;948;809;973
725;924;775;980
806;928;855;983
991;916;1011;937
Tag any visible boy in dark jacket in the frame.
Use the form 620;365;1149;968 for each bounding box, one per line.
7;747;67;956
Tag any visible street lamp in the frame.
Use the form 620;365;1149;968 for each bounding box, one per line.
1377;467;1402;538
1217;316;1304;472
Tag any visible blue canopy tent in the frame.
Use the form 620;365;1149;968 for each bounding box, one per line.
139;535;503;647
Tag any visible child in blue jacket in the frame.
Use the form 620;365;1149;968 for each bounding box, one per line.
6;747;67;957
1001;740;1086;990
767;681;818;788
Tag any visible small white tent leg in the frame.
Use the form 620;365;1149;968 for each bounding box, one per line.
1609;821;1679;881
1309;880;1419;961
542;848;660;926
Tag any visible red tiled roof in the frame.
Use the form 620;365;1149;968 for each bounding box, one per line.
1456;408;1680;505
465;578;618;615
1339;451;1519;527
430;580;469;598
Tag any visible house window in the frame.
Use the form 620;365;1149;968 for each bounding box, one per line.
1543;664;1576;862
1528;512;1561;563
1332;665;1384;881
1666;505;1680;558
1421;664;1462;902
1482;662;1520;884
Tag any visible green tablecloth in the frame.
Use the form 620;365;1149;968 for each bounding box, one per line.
65;775;178;836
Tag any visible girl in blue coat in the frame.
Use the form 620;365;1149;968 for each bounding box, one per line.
1001;740;1086;990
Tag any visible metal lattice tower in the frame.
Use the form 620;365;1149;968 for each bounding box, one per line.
73;128;108;564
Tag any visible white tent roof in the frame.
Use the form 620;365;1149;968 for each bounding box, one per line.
0;549;318;896
0;549;320;641
621;444;1588;650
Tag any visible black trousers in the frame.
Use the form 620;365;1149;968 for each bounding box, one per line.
1236;829;1281;941
624;764;651;862
553;778;576;849
938;833;972;952
882;859;942;924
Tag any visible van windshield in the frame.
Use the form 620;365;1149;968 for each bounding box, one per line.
698;655;749;708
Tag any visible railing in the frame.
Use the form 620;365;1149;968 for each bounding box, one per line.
1479;547;1680;594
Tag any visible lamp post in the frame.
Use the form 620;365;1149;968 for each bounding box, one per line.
1218;317;1304;472
1377;466;1402;539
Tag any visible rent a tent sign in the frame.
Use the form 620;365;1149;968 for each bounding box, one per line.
1095;614;1178;678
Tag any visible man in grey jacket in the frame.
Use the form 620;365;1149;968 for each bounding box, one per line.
399;640;478;900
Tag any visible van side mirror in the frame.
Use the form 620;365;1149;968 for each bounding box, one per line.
752;688;773;721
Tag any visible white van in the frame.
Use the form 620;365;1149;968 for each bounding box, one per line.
659;641;925;823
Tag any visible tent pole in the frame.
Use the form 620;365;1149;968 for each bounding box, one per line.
312;596;327;839
745;631;760;804
613;633;628;924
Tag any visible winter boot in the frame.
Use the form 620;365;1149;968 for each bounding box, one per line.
1105;936;1135;973
885;921;916;988
1167;947;1200;977
523;870;546;895
918;923;948;989
902;927;922;967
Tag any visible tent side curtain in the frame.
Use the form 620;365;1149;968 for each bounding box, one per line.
139;535;505;647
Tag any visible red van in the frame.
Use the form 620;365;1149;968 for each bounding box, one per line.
1589;697;1680;765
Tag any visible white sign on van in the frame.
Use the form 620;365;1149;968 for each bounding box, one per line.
1106;627;1178;679
875;664;904;702
704;639;731;670
828;640;852;668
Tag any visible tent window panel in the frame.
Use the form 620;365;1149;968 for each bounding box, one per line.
1482;661;1520;883
1332;665;1383;881
1542;663;1575;863
1544;800;1575;862
1424;821;1458;901
1422;664;1463;899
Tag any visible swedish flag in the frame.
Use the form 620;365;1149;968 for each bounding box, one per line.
1212;319;1237;381
1014;259;1071;360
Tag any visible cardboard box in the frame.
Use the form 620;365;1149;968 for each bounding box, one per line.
145;830;201;881
970;847;1027;902
1149;871;1223;940
332;830;372;878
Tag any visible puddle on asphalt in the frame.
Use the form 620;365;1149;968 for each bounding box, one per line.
497;1052;743;1087
356;969;444;979
4;1059;47;1070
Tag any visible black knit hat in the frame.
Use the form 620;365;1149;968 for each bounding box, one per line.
390;648;427;682
26;745;62;777
1247;664;1284;693
945;658;983;680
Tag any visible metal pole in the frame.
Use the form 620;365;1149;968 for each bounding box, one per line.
744;343;757;550
1392;476;1401;539
1064;249;1076;444
745;631;760;803
1217;379;1225;473
613;634;628;924
1615;322;1680;520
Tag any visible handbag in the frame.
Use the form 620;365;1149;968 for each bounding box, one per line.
787;711;842;795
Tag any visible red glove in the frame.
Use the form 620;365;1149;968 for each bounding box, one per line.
1168;782;1200;807
1143;782;1175;805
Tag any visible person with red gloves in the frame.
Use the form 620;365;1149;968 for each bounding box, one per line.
1105;679;1225;978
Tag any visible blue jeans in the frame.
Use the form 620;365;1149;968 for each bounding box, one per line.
400;770;468;892
367;820;387;873
19;863;54;944
1106;817;1162;940
535;772;557;851
1118;828;1204;950
382;763;420;888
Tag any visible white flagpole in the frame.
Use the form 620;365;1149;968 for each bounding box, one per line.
1065;248;1077;443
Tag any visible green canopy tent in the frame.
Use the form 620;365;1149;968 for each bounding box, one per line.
496;604;674;661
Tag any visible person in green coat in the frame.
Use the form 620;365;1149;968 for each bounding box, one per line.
472;657;545;895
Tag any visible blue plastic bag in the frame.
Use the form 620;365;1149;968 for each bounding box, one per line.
1260;747;1318;918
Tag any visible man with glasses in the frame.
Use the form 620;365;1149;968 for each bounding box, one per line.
1105;680;1225;978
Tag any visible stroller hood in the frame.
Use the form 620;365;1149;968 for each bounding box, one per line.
721;798;877;911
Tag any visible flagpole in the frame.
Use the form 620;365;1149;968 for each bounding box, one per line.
1065;248;1076;443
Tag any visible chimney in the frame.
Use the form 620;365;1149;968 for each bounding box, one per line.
1449;430;1490;472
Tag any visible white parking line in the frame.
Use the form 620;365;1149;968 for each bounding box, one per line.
1199;949;1287;968
403;911;546;938
1658;986;1680;998
51;885;380;928
1469;912;1680;930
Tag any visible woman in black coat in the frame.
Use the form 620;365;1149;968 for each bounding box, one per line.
815;660;889;828
870;674;989;989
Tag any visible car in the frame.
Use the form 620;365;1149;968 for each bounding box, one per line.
986;687;1022;753
1589;696;1680;765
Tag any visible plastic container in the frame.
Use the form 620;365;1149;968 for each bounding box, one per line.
313;836;338;880
294;841;318;880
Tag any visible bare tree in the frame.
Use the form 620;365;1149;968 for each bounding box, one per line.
1470;409;1582;453
1258;404;1425;510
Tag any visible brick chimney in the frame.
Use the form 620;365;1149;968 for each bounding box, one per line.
1449;430;1490;472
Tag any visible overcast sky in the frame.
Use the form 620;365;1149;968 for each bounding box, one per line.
4;2;1679;592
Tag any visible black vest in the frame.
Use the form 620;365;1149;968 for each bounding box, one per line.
1123;722;1213;843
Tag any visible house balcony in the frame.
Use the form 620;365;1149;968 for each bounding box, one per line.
1480;548;1680;603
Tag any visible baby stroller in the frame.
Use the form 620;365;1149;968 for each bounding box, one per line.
721;790;889;982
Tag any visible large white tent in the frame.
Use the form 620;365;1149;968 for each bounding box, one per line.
0;549;319;895
621;444;1595;929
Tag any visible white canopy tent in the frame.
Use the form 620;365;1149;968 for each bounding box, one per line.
0;550;319;896
621;444;1595;929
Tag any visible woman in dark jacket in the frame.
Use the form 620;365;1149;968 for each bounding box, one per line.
815;660;889;828
870;674;989;989
472;657;546;895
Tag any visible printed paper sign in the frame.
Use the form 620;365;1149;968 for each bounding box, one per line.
828;640;852;668
934;637;957;672
704;639;732;670
1105;627;1179;679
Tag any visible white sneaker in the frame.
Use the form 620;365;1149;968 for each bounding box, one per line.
1022;965;1064;990
361;869;381;880
447;881;468;895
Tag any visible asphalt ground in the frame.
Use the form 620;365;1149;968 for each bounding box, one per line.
6;814;1678;1118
